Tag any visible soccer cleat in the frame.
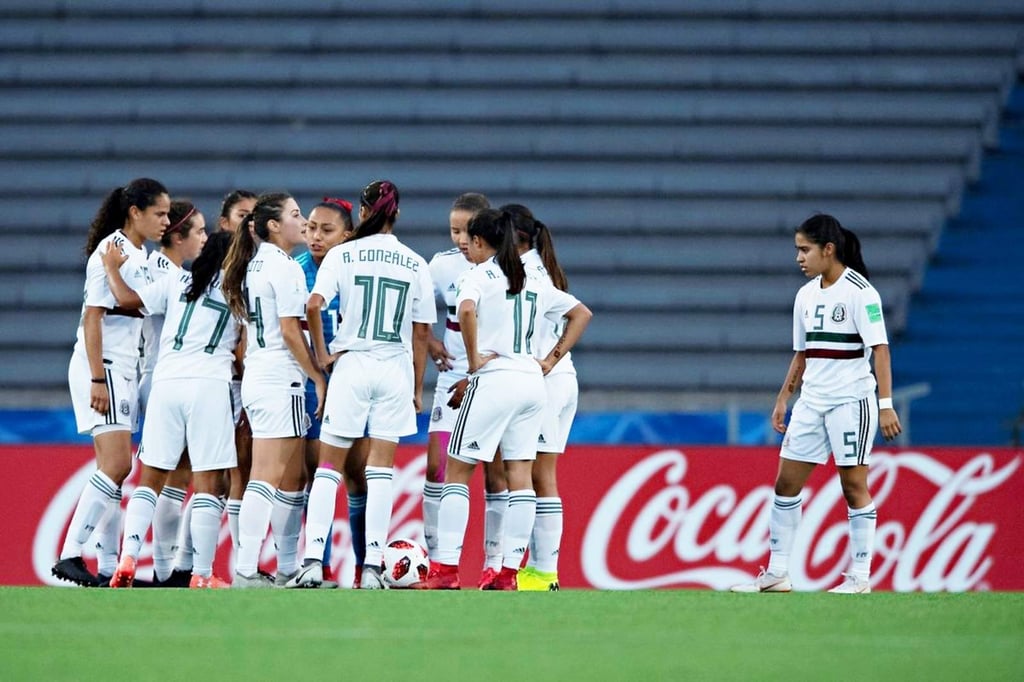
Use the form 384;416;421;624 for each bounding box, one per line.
517;566;559;592
828;573;871;594
477;567;499;590
412;563;461;590
190;574;230;589
275;570;298;587
730;568;792;593
318;578;339;589
52;557;100;587
109;556;137;588
232;571;275;589
482;566;518;591
155;569;192;588
96;574;112;588
359;564;388;590
283;559;322;589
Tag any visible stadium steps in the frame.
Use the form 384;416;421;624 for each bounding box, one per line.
0;1;1021;417
894;82;1024;444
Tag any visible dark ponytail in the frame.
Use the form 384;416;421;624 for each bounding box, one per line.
348;180;400;242
221;192;292;320
85;177;168;256
501;203;569;292
796;213;870;280
186;231;232;303
468;209;525;295
162;199;200;248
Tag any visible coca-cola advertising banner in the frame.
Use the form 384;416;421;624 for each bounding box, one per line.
4;445;1021;591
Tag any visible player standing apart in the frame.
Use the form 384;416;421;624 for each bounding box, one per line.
424;192;512;588
289;180;435;589
732;213;901;595
102;231;239;588
52;178;169;586
222;192;327;587
417;209;592;590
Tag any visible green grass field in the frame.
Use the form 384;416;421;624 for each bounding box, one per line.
0;588;1021;681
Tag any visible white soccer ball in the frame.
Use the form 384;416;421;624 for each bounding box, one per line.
382;538;430;588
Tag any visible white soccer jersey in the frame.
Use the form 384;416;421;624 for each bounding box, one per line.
313;233;436;358
73;230;152;375
522;249;576;377
242;241;309;382
429;247;472;374
793;268;889;407
455;257;580;375
139;270;240;383
140;250;178;374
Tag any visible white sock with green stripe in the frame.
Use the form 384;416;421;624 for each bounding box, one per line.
226;498;242;552
364;466;394;569
437;483;470;566
152;486;186;581
172;495;195;574
302;467;342;563
191;494;225;578
236;480;276;577
271;489;306;576
530;497;563;574
503;490;536;571
60;470;118;560
94;489;123;576
483;490;508;570
422;481;443;561
848;502;877;581
121;486;158;560
767;494;802;576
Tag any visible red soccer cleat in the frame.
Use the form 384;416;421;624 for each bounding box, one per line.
481;567;518;591
412;563;461;590
190;574;231;589
109;556;136;588
477;567;499;590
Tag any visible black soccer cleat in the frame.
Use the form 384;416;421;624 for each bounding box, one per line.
154;569;192;588
52;557;101;587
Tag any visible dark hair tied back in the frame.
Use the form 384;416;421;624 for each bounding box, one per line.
796;213;870;280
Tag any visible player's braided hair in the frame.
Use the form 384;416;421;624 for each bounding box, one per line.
85;177;168;257
347;180;399;242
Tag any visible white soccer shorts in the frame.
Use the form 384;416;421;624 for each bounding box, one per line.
448;370;547;463
781;396;879;466
428;369;468;434
68;353;138;435
138;377;237;472
242;376;309;439
320;351;417;441
537;372;578;454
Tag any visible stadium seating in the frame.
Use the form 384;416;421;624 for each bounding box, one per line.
0;0;1021;442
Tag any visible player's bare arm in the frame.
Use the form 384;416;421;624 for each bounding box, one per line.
772;351;806;434
872;344;902;440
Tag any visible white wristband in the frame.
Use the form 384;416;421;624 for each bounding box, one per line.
878;397;893;410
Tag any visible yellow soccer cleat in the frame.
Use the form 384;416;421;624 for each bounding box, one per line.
517;566;559;591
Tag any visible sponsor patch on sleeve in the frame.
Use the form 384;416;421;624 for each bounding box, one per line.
866;303;883;323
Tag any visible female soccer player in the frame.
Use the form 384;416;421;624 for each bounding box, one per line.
101;231;240;588
503;203;575;592
417;209;592;590
289;196;362;588
732;213;902;595
52;178;169;587
222;192;327;587
137;199;208;586
288;180;436;589
423;192;512;588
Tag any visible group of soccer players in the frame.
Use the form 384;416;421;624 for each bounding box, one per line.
51;178;591;591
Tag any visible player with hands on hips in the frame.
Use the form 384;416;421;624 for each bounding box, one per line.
415;208;592;590
732;213;901;595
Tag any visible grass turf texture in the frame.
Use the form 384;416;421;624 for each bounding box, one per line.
0;588;1021;681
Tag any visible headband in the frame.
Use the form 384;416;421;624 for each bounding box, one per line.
321;197;353;212
166;206;196;235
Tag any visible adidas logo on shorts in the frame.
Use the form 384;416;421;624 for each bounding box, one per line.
465;441;481;451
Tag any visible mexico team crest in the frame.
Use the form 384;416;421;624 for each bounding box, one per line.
431;406;442;422
831;303;847;323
